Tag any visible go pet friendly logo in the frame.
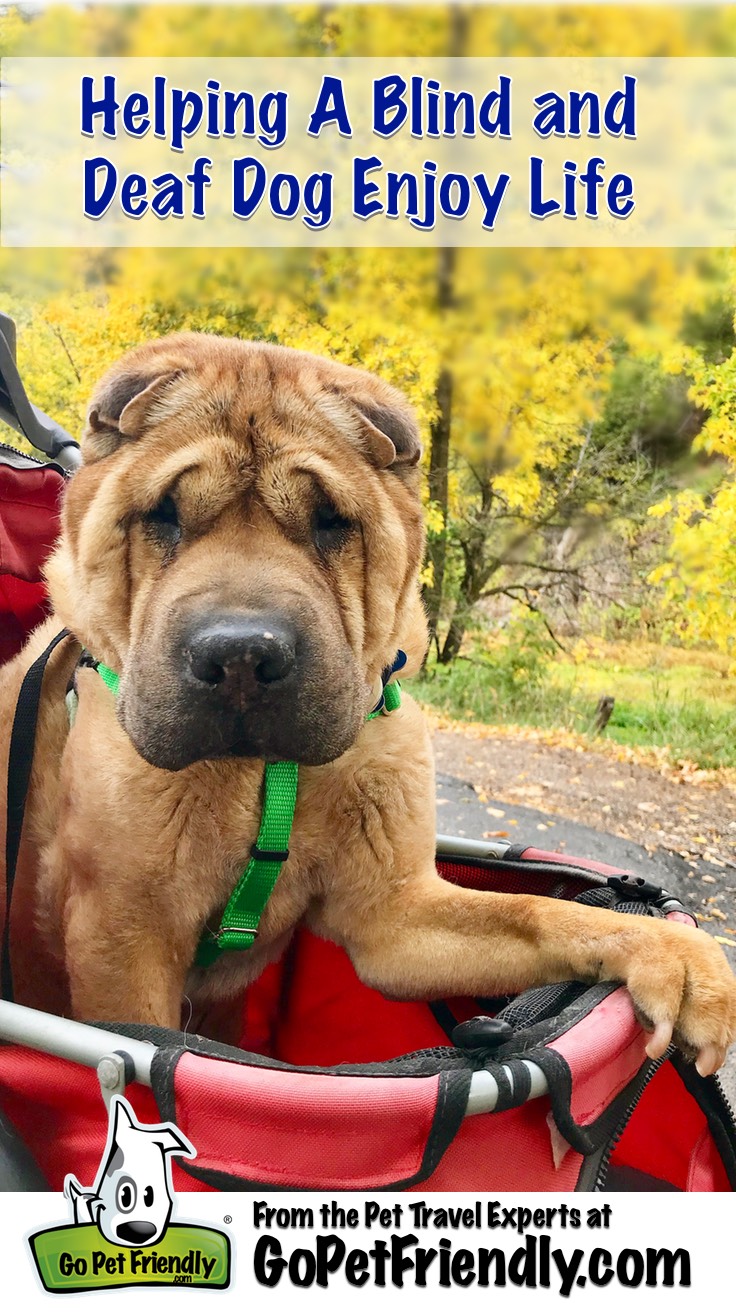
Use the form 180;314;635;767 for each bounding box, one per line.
27;1096;231;1292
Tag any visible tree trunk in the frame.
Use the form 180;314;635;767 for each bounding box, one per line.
438;526;490;664
439;614;466;665
421;8;467;654
439;577;483;664
423;352;454;651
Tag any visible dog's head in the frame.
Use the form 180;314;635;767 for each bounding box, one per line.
46;333;427;770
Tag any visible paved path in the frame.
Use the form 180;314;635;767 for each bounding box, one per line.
436;770;736;1102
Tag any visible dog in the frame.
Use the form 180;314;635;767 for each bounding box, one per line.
1;331;735;1076
65;1095;194;1245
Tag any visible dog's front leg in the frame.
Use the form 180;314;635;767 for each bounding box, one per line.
62;887;188;1027
317;848;736;1077
56;863;192;1028
38;669;208;1027
309;700;736;1075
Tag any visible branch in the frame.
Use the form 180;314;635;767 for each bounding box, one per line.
499;559;580;576
478;578;563;601
455;654;497;670
494;587;571;653
465;459;489;493
563;421;594;495
46;322;81;384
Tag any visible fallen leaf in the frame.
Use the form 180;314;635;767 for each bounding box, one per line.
483;830;509;839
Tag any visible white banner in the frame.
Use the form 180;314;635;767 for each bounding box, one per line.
2;57;736;247
3;1189;733;1310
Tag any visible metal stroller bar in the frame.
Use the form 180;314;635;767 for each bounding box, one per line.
0;998;548;1117
436;833;512;860
0;1000;154;1083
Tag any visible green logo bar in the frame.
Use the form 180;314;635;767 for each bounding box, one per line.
30;1223;231;1292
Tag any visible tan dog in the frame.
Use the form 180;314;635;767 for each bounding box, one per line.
2;331;735;1076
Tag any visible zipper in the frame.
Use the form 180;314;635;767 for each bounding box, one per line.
714;1069;736;1140
590;1057;736;1192
591;1051;669;1191
0;439;62;471
0;440;44;465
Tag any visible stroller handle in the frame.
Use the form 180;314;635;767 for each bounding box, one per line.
0;998;545;1118
0;313;81;471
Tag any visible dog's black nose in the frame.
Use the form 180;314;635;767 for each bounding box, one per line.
185;614;297;689
117;1220;157;1242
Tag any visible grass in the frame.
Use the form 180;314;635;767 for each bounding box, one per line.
412;636;736;771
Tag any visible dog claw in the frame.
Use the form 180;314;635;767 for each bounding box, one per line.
645;1020;673;1061
696;1044;722;1078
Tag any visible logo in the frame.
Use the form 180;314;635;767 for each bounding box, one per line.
27;1096;231;1293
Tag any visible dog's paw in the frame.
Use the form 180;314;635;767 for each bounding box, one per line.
622;920;736;1076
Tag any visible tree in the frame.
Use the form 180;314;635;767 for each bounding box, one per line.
649;273;736;659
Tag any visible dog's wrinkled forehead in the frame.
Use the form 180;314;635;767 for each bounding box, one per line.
83;333;422;476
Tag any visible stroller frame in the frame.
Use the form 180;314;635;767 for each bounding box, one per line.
0;837;550;1119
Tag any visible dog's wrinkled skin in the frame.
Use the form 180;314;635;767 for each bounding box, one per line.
1;332;736;1076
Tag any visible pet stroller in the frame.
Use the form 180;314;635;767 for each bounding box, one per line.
1;314;735;1194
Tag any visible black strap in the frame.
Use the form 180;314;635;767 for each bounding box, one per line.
250;844;290;863
3;628;70;1001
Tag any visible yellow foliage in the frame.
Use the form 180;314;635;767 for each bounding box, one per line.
1;1;734;663
648;495;674;520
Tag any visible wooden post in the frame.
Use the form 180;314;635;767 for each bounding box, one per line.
593;695;615;734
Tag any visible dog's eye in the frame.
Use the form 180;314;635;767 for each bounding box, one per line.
143;494;181;548
143;1185;154;1207
313;502;353;552
116;1178;137;1212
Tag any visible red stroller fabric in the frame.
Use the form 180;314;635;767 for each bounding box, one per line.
0;916;733;1192
0;448;63;663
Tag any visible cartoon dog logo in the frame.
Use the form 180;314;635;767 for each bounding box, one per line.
64;1096;195;1247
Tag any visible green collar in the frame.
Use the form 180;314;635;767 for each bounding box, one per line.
91;651;404;969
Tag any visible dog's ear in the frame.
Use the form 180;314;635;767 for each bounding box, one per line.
85;369;183;458
352;398;423;472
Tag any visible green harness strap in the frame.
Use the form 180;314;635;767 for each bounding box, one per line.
196;758;298;967
97;664;120;697
94;653;403;969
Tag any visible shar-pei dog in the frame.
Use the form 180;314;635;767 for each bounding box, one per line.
1;332;735;1074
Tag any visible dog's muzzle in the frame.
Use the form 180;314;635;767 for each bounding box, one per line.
120;607;365;771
